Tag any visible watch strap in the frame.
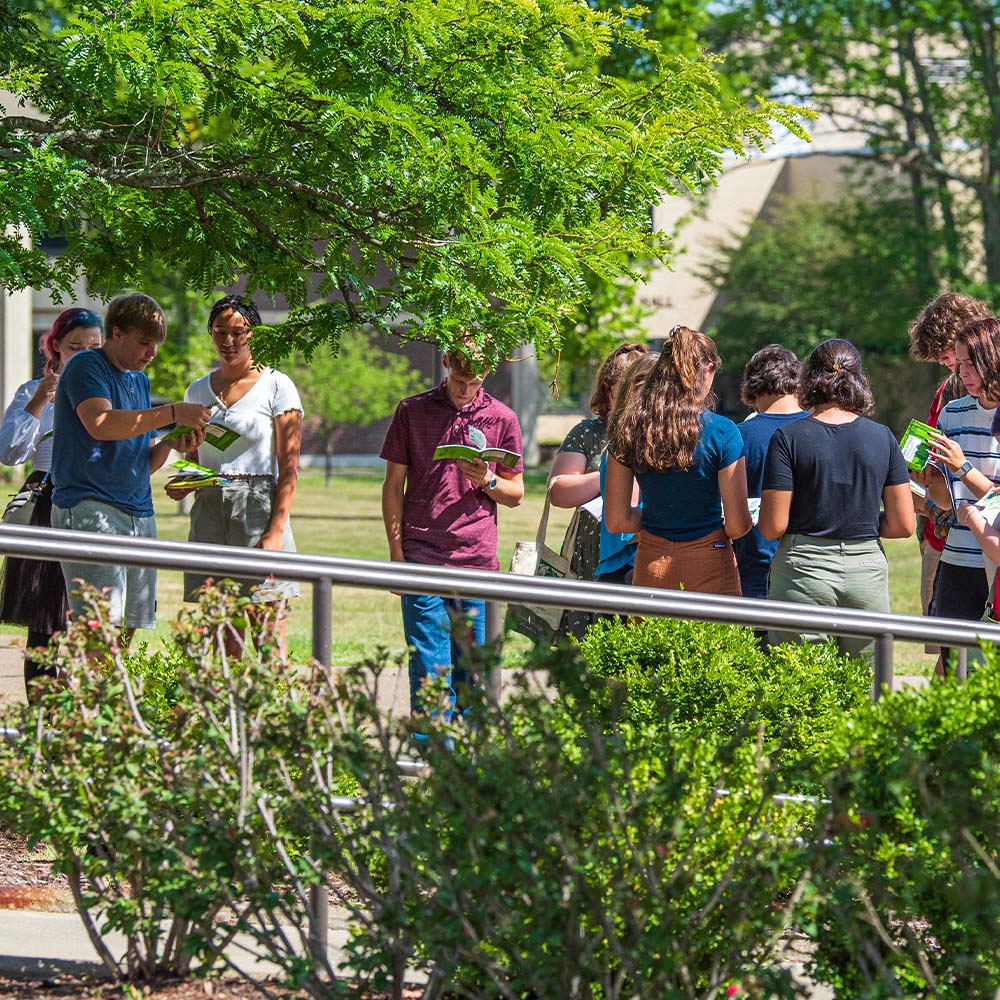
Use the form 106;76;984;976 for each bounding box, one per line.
957;460;974;479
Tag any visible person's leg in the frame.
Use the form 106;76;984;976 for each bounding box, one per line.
920;539;943;654
122;513;157;638
52;500;129;627
23;627;56;699
838;539;890;661
767;535;842;649
447;598;487;711
933;561;990;675
400;593;454;717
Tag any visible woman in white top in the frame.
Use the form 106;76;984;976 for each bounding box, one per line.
0;307;103;694
166;296;303;656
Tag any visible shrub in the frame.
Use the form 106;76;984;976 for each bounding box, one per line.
803;647;1000;998
578;618;871;785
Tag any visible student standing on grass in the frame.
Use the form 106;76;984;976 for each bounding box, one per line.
923;316;1000;673
165;295;303;658
732;345;808;602
906;293;990;668
0;308;103;695
758;339;914;661
604;325;752;596
51;293;210;644
380;348;523;718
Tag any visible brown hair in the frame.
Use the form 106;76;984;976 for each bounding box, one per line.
908;292;989;362
608;326;720;472
605;352;660;449
799;339;874;414
105;293;167;343
740;344;801;406
589;341;648;419
956;317;1000;404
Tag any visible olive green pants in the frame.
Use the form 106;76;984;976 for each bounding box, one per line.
767;534;889;662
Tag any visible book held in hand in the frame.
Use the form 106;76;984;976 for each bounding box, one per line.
899;418;937;472
973;489;1000;528
164;459;229;491
162;420;241;451
433;443;521;467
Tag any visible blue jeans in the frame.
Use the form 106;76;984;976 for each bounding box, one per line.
400;594;486;718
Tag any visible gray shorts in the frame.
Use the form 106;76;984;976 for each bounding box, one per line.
51;499;157;630
183;478;300;603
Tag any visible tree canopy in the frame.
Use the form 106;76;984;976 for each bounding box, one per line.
716;0;1000;301
1;0;806;366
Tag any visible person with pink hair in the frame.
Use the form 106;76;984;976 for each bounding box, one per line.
0;307;103;696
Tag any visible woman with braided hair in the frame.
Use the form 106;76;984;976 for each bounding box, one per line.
759;338;914;660
604;325;751;595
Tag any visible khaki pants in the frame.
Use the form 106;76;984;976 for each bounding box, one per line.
768;534;888;662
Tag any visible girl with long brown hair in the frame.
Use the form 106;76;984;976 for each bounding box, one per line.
604;326;751;595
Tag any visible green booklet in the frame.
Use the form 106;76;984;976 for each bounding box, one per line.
162;420;241;451
974;489;1000;528
899;418;937;472
165;459;227;490
433;443;521;466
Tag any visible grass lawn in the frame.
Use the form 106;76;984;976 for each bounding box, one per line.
142;464;937;676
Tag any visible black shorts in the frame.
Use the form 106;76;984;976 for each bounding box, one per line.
931;560;991;667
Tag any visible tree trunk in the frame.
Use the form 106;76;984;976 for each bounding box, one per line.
325;435;334;488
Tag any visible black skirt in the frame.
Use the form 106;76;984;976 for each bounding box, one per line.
0;472;69;633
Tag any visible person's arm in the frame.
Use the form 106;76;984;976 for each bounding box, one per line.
604;455;641;535
0;382;49;466
928;428;995;500
719;457;752;540
76;397;211;442
547;451;601;508
879;481;916;538
958;502;1000;564
23;373;59;420
382;460;408;562
455;458;524;508
758;489;792;541
259;409;302;550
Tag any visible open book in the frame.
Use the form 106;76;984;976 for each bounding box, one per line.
162;420;241;451
433;443;521;467
973;489;1000;528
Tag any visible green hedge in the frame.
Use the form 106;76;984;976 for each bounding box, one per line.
579;617;872;785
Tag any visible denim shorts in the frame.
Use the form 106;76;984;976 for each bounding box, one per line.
183;478;299;603
52;498;157;630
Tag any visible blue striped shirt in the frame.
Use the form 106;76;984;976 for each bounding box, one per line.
938;396;1000;568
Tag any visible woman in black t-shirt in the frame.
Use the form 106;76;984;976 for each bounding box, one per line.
758;339;914;660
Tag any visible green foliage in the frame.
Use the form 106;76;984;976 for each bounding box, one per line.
579;617;872;785
290;330;424;481
803;649;1000;998
715;0;1000;292
703;191;940;363
0;0;809;367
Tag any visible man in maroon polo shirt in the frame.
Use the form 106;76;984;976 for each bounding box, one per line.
380;350;524;717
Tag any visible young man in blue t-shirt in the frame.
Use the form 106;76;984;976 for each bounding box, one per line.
51;292;211;640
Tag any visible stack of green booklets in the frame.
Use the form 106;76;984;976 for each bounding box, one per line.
165;459;228;491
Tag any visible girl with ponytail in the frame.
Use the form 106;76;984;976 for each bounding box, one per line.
759;338;914;660
605;325;751;595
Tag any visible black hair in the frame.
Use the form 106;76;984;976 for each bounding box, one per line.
207;295;261;331
739;344;801;406
799;339;874;415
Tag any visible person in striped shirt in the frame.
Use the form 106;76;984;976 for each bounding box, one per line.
926;315;1000;673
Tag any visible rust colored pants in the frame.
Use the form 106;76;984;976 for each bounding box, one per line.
632;527;741;597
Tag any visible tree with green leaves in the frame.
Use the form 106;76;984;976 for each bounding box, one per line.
291;332;423;485
1;0;806;369
715;0;1000;299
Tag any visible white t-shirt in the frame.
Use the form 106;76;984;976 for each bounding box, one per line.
184;368;303;478
938;394;1000;568
0;379;53;471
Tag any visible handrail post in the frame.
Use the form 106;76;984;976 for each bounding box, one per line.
308;576;333;966
485;600;503;706
955;646;968;682
872;633;893;703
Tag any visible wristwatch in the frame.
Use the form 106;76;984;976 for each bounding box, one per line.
485;473;498;491
956;459;974;479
